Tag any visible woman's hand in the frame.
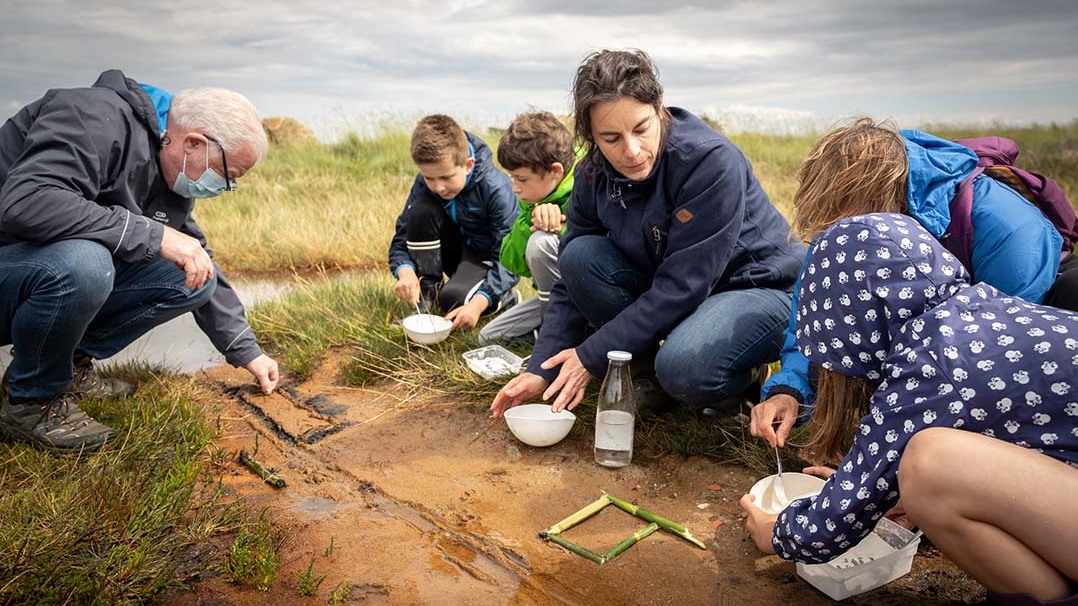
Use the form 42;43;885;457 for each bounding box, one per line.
739;494;778;554
446;297;488;331
394;267;421;304
750;394;800;447
490;372;549;418
541;348;593;412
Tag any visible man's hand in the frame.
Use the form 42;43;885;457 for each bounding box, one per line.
750;393;801;448
530;203;566;233
394;267;421;305
540;348;592;412
446;297;488;331
491;372;549;418
244;354;280;394
739;494;778;554
160;225;214;289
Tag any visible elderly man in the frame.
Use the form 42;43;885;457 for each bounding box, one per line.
0;69;279;454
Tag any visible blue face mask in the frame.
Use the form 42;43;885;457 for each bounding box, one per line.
171;145;228;199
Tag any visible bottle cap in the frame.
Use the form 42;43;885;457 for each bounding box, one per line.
607;350;632;362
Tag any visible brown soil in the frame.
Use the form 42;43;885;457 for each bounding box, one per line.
165;351;984;605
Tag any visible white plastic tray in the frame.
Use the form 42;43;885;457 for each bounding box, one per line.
796;517;921;600
462;345;524;380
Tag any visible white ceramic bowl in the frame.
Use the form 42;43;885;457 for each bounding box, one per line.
402;314;452;344
749;472;826;514
503;404;576;447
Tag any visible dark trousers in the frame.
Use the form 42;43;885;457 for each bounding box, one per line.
1044;254;1078;312
405;196;489;313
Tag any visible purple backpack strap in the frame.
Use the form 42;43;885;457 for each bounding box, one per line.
942;166;983;272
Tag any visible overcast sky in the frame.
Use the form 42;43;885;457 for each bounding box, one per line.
3;0;1077;139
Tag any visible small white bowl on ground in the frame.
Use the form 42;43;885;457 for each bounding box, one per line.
749;472;827;514
503;404;576;447
402;314;452;344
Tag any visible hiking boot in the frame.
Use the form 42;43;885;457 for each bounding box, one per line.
0;387;117;454
633;375;676;416
73;358;135;399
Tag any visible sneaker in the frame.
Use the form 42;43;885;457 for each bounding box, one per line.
73;358;135;399
496;287;521;314
0;387;117;454
633;375;676;416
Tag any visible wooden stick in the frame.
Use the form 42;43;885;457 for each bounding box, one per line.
605;493;706;549
540;494;610;537
603;522;660;562
238;450;287;488
543;533;606;565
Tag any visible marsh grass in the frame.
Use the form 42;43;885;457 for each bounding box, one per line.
197;121;1076;275
0;364;248;605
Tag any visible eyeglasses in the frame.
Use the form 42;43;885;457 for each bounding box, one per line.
203;134;236;192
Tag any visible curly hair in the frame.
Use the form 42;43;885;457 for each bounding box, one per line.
571;49;671;168
497;111;575;176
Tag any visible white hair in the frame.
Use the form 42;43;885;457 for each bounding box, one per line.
169;87;269;162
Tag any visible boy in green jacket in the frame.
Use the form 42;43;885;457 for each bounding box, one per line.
479;112;577;345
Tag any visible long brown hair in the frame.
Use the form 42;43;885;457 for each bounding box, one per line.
803;368;878;464
792;117;908;243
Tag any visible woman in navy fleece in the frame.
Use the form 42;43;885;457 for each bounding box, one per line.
491;49;804;417
740;212;1078;605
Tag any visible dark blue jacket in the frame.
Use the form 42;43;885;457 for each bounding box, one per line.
0;70;263;367
388;132;518;308
528;108;805;379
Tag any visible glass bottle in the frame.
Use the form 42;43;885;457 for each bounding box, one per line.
594;350;635;468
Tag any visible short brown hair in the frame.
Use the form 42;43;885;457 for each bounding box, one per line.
497;112;575;176
792;117;908;243
410;114;469;166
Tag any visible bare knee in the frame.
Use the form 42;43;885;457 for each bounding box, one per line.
899;428;965;525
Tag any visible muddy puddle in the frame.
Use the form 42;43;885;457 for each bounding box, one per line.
164;352;983;606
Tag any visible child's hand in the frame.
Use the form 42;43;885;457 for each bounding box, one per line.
446;297;487;331
530;203;566;233
739;494;778;553
394;267;421;304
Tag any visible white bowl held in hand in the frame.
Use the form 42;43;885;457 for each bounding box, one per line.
402;314;453;344
749;472;826;514
503;404;576;447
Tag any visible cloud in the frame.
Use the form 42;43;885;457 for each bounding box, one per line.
2;0;1076;136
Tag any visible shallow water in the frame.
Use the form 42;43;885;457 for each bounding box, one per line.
0;276;292;375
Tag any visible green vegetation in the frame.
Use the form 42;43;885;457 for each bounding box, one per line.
295;556;327;596
225;510;281;591
199;120;1077;274
0;367;247;605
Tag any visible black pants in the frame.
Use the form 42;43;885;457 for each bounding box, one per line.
405;196;489;313
1044;254;1078;312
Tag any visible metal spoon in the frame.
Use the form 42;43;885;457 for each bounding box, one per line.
772;445;789;509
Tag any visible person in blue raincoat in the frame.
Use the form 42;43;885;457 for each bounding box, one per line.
752;118;1069;450
740;212;1078;605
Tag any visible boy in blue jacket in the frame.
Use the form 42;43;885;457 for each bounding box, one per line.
389;115;519;331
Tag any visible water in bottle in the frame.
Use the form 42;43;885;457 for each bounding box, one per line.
594;350;635;468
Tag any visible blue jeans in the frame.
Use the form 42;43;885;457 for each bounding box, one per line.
0;240;215;401
560;235;792;405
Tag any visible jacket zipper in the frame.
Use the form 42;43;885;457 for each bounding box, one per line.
652;225;663;256
612;183;625;208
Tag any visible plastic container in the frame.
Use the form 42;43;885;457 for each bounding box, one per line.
462;345;523;380
503;404;576;447
401;314;452;344
796;517;921;600
748;472;827;514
